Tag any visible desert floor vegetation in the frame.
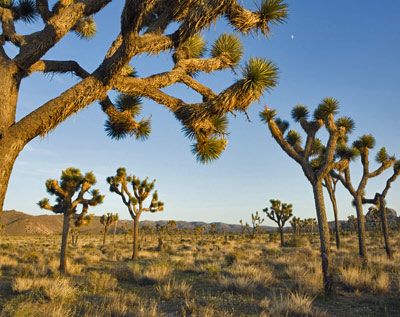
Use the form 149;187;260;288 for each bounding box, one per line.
0;232;399;316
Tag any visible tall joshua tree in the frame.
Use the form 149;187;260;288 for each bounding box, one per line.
250;211;264;238
362;161;400;259
263;199;292;246
0;0;287;216
100;212;119;246
107;168;163;259
260;98;354;293
332;142;396;262
323;174;341;249
38;167;103;273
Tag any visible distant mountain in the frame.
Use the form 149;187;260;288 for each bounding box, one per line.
0;210;276;235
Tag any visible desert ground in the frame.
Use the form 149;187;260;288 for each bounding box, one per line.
0;231;399;317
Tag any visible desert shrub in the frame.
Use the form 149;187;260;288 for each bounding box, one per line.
224;253;238;266
374;272;390;293
220;264;274;293
12;277;76;302
338;266;374;292
86;271;118;293
268;292;321;316
156;278;192;300
285;235;310;248
285;264;323;295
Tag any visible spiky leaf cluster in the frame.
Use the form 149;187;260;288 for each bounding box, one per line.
173;34;206;63
375;147;393;164
353;134;375;150
211;34;243;65
1;0;39;23
291;105;309;122
259;0;288;26
393;160;400;172
335;144;359;161
105;94;151;141
74;16;97;39
259;108;276;122
242;58;278;95
275;118;289;134
285;130;301;146
192;137;227;164
313;97;339;121
335;116;355;134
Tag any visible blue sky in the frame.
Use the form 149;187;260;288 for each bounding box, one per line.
4;1;400;226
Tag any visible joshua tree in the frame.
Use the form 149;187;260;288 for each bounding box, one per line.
290;216;302;235
38;167;103;273
362;161;400;259
100;212;119;246
250;211;264;238
210;223;218;236
260;98;354;293
323;175;341;249
239;219;250;237
263;199;292;246
107;168;163;259
0;0;287;217
166;220;177;236
332;142;396;262
70;212;93;247
347;215;357;235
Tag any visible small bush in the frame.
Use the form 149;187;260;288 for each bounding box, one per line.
86;271;118;293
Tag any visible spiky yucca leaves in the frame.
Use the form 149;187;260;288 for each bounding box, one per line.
105;94;152;140
74;16;97;39
260;108;277;122
192;137;227;163
275;118;289;134
394;160;400;172
1;0;38;23
173;34;206;63
375;147;394;164
285;130;302;146
335;117;355;134
335;144;359;161
291;104;309;122
242;58;278;95
313;97;339;121
211;33;243;65
353;134;376;150
228;0;288;35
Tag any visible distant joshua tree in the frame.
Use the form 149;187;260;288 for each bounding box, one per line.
260;98;354;293
70;213;93;247
250;211;264;238
263;199;292;246
290;216;302;235
332;142;396;262
38;167;104;274
347;215;357;235
209;223;218;236
100;212;119;246
107;168;163;259
239;219;250;237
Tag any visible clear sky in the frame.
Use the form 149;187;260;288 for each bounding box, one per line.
4;1;400;226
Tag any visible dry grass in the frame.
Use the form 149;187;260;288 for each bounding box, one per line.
1;232;400;316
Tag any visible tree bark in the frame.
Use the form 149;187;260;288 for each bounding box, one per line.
60;212;71;274
325;183;341;249
102;226;108;246
132;217;140;259
354;196;368;262
279;227;284;247
312;180;333;294
379;196;393;259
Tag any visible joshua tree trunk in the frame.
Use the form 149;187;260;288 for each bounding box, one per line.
354;196;368;262
102;227;107;246
326;184;341;249
0;62;23;216
312;180;333;294
378;196;393;259
60;212;71;274
279;227;284;247
132;217;140;259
